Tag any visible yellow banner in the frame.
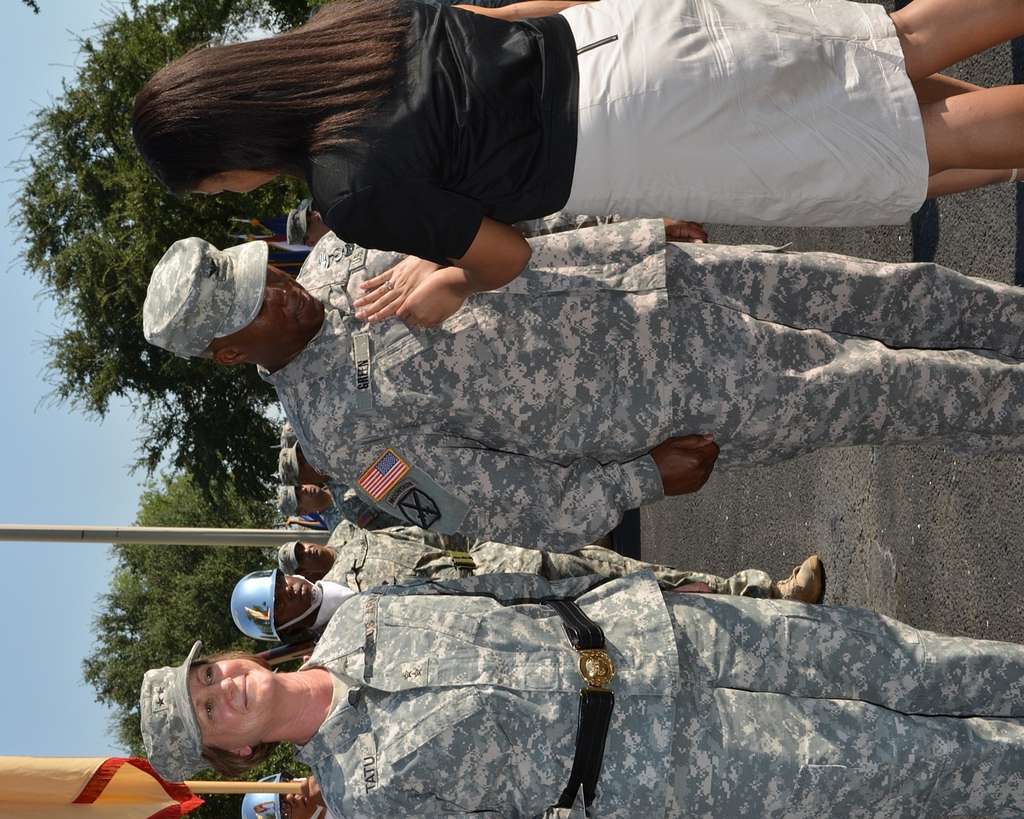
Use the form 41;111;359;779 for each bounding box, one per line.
0;756;202;819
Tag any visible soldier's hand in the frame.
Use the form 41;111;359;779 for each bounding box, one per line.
354;255;442;322
283;777;327;819
663;219;708;243
671;581;713;593
650;434;719;495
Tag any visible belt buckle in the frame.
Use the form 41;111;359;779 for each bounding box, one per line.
445;549;476;571
577;648;616;692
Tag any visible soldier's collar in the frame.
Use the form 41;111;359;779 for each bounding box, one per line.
259;309;350;384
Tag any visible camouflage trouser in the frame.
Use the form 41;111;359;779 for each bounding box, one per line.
549;545;775;597
666;593;1024;817
462;540;776;597
666;243;1024;464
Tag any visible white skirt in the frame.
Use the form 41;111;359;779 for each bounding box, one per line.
560;0;929;227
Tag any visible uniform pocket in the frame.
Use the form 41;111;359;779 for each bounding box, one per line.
371;309;496;417
763;599;928;709
382;688;515;811
374;310;484;371
714;689;902;818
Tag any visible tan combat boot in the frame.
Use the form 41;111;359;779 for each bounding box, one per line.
772;555;825;603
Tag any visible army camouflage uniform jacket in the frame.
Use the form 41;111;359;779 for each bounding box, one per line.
263;221;669;549
296;571;677;818
297;571;1024;817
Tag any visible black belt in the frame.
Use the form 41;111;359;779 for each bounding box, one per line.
544;599;616;809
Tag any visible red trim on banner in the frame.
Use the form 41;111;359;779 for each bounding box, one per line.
149;796;205;818
71;757;204;816
72;758;125;803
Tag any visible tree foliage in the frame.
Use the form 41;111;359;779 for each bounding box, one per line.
83;471;304;817
15;0;317;497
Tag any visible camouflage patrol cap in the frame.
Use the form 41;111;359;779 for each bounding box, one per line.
278;540;300;575
143;237;269;358
277;485;298;516
279;422;297;449
139;640;205;780
278;446;300;485
286;199;313;246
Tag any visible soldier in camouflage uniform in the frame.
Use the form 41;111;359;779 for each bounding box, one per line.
144;220;1024;547
142;571;1024;817
278;519;823;601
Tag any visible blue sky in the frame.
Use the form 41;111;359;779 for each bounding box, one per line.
0;0;141;757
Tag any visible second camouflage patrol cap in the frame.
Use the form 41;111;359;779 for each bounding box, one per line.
277;485;298;516
279;421;297;450
278;446;300;485
143;237;269;358
286;199;313;246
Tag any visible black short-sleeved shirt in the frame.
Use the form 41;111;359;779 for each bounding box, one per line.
306;0;579;264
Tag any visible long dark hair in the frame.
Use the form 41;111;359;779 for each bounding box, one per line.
132;0;408;192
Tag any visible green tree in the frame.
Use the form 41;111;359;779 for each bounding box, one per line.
15;0;316;497
82;471;305;817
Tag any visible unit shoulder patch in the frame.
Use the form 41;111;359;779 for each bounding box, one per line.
355;450;468;533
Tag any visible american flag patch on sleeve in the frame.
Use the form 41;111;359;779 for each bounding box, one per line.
357;449;410;500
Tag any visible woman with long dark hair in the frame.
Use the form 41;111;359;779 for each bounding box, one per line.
133;0;1024;326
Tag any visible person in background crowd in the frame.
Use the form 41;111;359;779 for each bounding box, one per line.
276;520;824;602
241;773;330;819
279;421;297;450
230;568;354;644
285;199;331;250
278;484;341;532
278;446;400;529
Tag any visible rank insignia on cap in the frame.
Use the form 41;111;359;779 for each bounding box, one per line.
357;449;410;501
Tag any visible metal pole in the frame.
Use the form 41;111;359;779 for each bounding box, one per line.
183;780;304;795
0;524;331;546
257;640;317;667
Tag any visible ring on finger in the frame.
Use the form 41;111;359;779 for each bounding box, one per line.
384;279;395;291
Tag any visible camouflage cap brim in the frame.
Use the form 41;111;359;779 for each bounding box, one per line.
286;199;313;246
217;240;269;340
278;540;300;575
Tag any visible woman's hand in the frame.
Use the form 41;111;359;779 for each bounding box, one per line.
354;255;442;322
397;268;474;328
